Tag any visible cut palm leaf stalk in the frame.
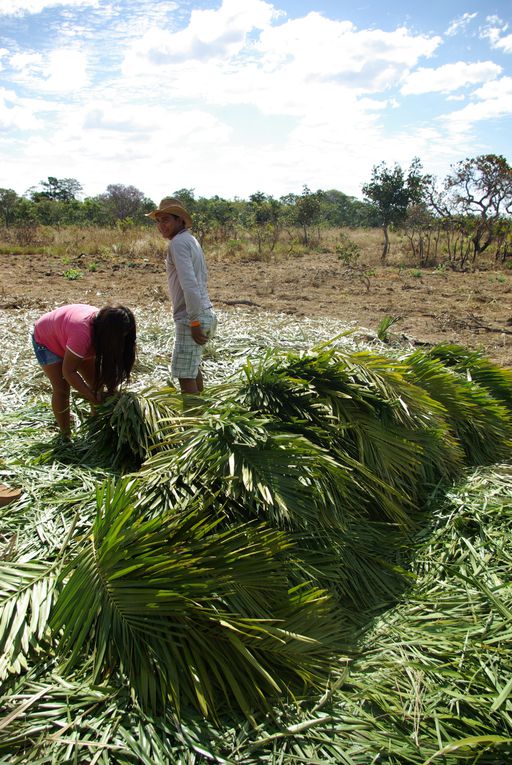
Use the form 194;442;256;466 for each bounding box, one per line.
405;349;512;465
0;483;22;507
339;464;512;764
51;477;346;722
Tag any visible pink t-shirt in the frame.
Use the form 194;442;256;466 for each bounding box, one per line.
34;304;98;358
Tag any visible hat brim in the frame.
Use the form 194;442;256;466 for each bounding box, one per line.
146;206;193;228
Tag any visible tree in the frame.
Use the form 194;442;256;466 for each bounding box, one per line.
172;188;197;212
0;188;20;226
78;197;111;226
318;189;379;228
31;197;81;226
98;184;148;223
201;195;238;242
22;177;84;225
443;154;512;261
248;192;282;254
363;158;428;260
294;185;322;245
36;177;83;202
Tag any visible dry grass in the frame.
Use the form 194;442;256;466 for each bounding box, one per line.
0;222;506;274
0;224;405;265
0;224;163;262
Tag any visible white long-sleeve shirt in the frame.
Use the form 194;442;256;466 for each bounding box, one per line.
165;230;212;322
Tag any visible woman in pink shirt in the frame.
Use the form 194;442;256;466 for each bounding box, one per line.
32;304;136;435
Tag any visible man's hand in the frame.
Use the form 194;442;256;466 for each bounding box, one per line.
191;324;208;345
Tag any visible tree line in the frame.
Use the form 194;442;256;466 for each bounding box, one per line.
0;180;378;232
1;153;511;267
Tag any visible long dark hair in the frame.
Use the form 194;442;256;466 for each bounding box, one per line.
92;306;136;394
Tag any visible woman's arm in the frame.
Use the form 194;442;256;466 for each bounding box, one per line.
62;349;99;404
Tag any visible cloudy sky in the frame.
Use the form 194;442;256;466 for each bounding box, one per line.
0;0;511;204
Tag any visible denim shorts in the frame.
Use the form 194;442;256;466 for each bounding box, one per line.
32;334;62;366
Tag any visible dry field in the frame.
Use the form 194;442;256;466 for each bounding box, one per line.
1;226;511;366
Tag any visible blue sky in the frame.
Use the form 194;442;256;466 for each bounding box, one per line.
0;0;511;203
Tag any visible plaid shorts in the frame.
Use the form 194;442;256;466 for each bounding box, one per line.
171;310;217;379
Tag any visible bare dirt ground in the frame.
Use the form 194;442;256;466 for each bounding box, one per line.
1;246;512;367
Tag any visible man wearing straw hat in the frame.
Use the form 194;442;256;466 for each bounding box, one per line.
147;197;217;395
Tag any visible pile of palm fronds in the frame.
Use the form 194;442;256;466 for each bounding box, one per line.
1;338;512;763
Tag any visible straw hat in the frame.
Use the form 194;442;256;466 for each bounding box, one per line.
146;197;193;228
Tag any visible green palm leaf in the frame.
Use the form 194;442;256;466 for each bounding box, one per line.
142;405;359;531
232;348;460;508
76;387;183;471
51;478;344;720
0;561;58;680
405;349;512;465
429;343;512;411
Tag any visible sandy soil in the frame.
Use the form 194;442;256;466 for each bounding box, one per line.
1;246;512;367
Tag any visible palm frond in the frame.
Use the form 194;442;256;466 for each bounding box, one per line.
75;388;183;471
50;478;344;720
429;343;512;411
405;349;512;465
0;561;58;681
142;405;361;531
232;348;461;506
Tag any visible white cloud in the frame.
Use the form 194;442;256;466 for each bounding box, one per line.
442;76;512;130
480;15;512;53
0;87;43;129
43;49;89;91
79;101;231;144
120;4;442;131
444;95;512;127
9;48;89;92
124;0;278;71
472;75;512;100
401;61;502;95
0;0;98;16
0;95;236;199
446;12;478;37
10;52;43;73
255;14;441;86
495;33;512;54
